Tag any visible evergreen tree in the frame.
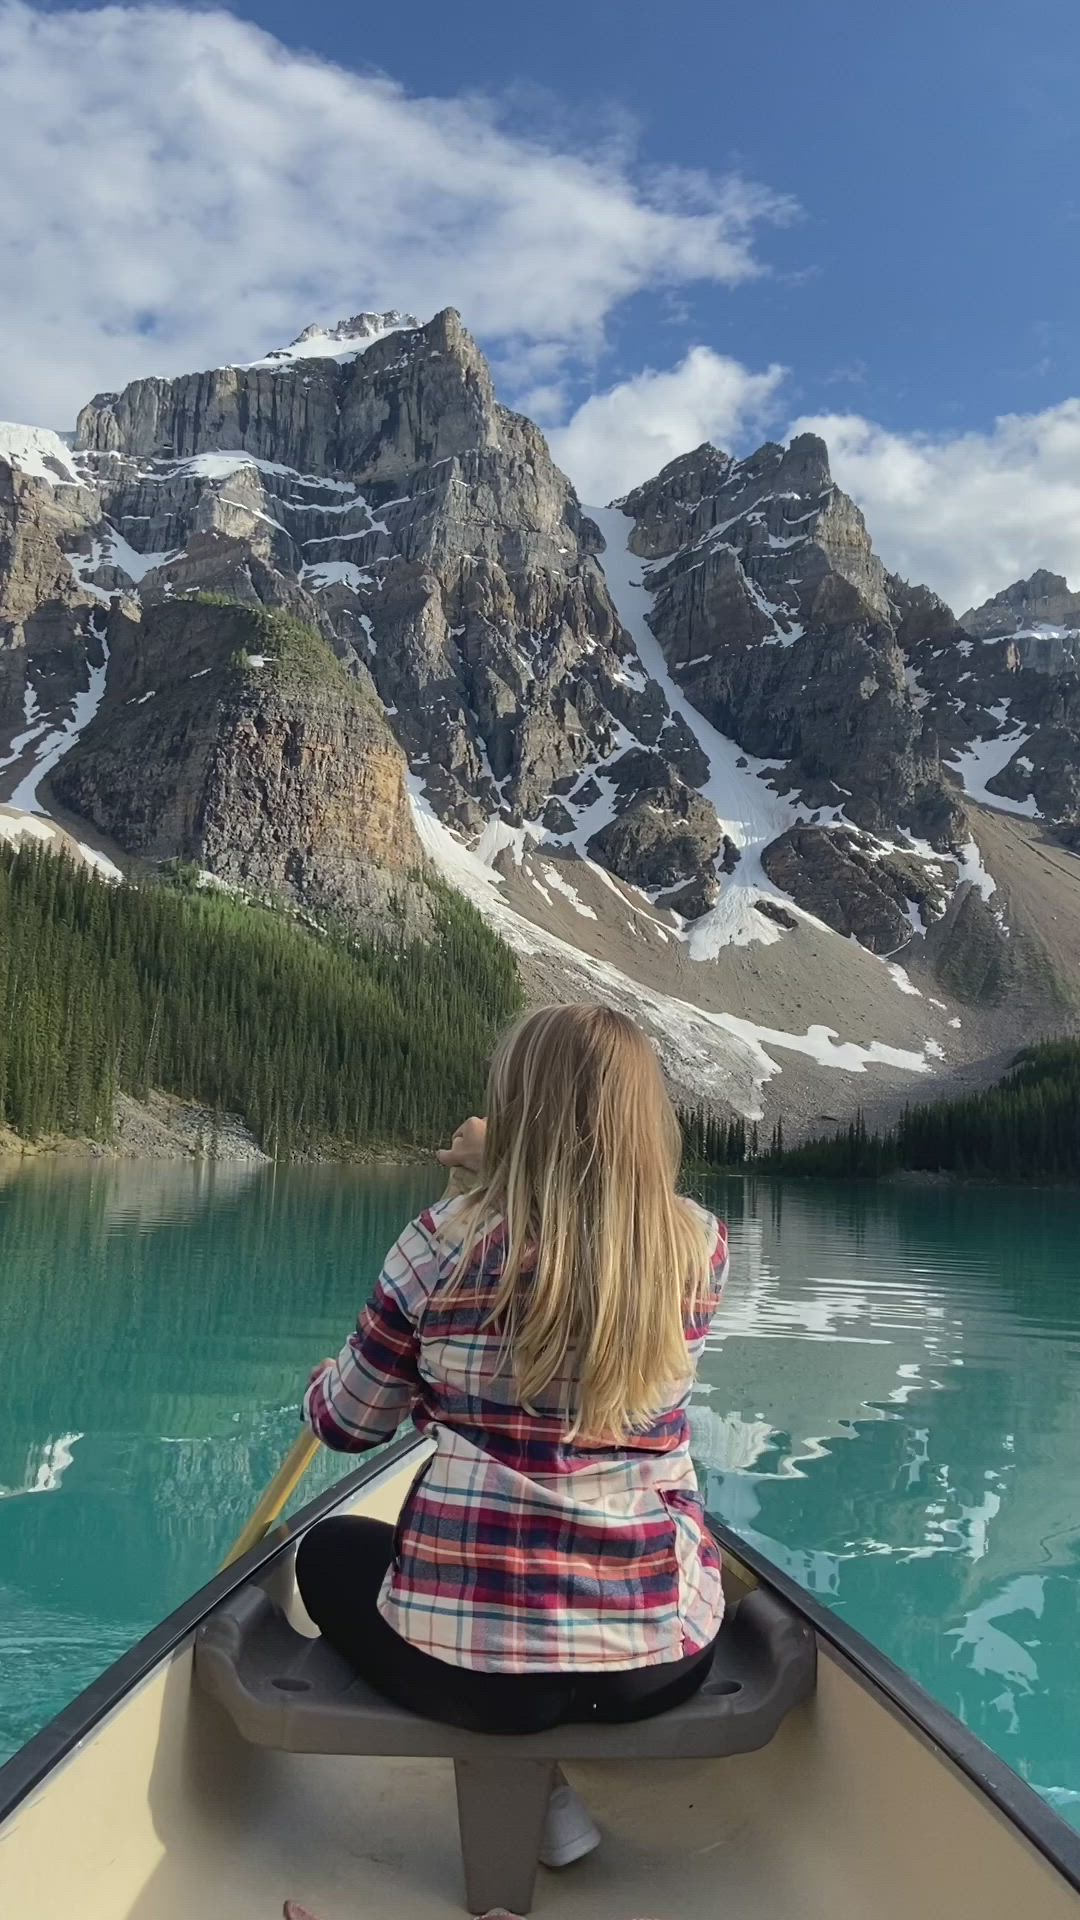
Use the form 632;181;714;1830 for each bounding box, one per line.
0;847;521;1155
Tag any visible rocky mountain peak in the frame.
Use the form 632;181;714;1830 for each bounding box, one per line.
253;309;420;367
961;569;1080;640
618;443;736;521
778;430;833;491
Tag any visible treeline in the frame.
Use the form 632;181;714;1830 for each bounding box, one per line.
0;845;521;1156
682;1039;1080;1181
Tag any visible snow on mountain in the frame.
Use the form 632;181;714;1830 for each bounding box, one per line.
0;806;120;880
9;627;111;815
406;774;939;1117
947;704;1040;818
240;310;419;370
589;504;802;952
4;301;1077;1130
0;423;79;487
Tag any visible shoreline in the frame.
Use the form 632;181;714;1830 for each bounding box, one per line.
686;1162;1080;1191
0;1094;431;1170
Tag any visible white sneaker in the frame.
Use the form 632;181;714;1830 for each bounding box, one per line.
538;1772;601;1869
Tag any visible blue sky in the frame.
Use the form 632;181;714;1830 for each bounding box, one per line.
139;0;1080;438
389;4;1069;430
6;0;1080;606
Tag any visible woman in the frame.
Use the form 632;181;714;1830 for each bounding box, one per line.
297;1003;728;1867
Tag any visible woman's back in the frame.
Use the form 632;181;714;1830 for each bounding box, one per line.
305;1189;728;1671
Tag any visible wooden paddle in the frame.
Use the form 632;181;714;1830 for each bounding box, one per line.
220;1428;323;1569
219;1163;478;1571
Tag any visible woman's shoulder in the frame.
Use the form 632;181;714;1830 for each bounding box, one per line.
416;1191;472;1235
680;1196;728;1262
405;1193;507;1270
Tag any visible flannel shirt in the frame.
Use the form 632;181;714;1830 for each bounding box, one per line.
302;1194;728;1672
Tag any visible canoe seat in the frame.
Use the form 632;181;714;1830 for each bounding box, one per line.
195;1583;815;1915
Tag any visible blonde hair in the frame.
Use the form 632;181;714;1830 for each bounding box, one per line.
449;1004;712;1441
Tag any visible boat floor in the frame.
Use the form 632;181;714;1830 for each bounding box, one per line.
167;1747;796;1919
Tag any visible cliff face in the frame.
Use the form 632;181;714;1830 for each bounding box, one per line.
895;571;1080;829
618;437;959;846
52;600;424;931
0;450;102;730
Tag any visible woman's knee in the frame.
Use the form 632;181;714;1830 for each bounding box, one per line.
295;1515;393;1612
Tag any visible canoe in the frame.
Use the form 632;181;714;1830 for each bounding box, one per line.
1;1430;1078;1919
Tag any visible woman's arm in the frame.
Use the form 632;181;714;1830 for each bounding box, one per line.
302;1221;432;1452
301;1123;486;1451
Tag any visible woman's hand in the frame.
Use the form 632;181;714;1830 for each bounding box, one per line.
436;1115;487;1176
308;1358;334;1387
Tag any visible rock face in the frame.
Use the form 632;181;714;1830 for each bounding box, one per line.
0;450;101;729
960;570;1080;646
618;438;961;848
52;600;425;933
588;773;723;890
896;571;1080;833
761;825;955;954
65;308;699;845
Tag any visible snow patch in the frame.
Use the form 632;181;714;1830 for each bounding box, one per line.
175;451;355;493
885;962;922;997
241;311;417;370
0;423;79;487
955;837;997;903
955;835;1010;934
589;505;802;953
300;561;371;593
98;525;181;585
66;541;114;604
8;635;110;814
903;662;930;710
538;861;598;920
948;706;1039;817
0;809;121;882
0;681;48;776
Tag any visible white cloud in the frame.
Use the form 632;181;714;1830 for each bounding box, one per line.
0;2;792;426
550;346;787;504
791;403;1080;611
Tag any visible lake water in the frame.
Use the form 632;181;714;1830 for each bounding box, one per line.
1;1160;1078;1829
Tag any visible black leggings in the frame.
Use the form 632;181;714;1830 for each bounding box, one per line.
295;1515;717;1736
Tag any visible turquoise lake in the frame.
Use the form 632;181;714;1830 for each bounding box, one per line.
0;1160;1077;1828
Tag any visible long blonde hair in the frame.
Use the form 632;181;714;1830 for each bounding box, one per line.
449;1004;712;1441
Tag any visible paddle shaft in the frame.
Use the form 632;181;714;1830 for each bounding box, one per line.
218;1165;476;1571
219;1428;322;1569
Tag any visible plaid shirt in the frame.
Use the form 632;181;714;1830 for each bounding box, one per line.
302;1195;728;1672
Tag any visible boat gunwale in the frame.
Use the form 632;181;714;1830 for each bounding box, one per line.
708;1517;1080;1896
1;1434;1078;1901
0;1433;426;1826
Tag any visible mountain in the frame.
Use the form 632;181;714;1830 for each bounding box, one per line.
2;308;1078;1139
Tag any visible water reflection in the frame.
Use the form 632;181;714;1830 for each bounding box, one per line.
694;1176;1080;1818
0;1160;434;1759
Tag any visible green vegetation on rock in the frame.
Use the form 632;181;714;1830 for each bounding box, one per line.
0;845;521;1156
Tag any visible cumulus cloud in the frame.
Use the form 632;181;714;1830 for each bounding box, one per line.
549;347;787;504
0;1;793;425
791;403;1080;611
